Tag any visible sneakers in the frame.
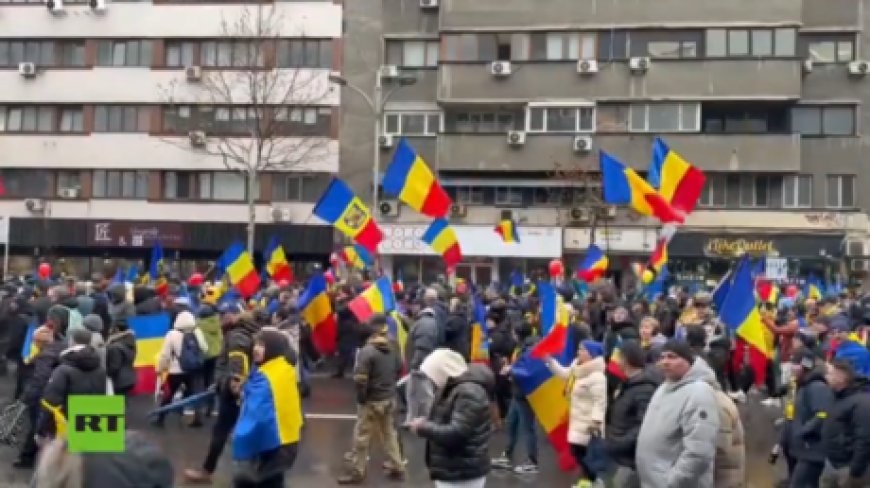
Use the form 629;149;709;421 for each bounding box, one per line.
513;461;539;474
491;454;512;470
182;468;212;484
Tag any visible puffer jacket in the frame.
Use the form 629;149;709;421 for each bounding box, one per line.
821;377;870;477
21;339;66;408
408;308;441;370
353;334;402;403
106;330;137;392
786;367;834;463
418;364;494;482
546;355;607;445
157;315;208;375
444;307;470;361
107;284;135;326
605;368;660;468
38;344;106;436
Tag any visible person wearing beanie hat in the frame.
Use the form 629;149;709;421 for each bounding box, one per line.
154;310;208;427
830;313;870;379
408;348;494;487
606;339;661;487
543;340;607;485
636;339;720;488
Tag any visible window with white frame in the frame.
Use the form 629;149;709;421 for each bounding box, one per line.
385;40;439;68
698;174;727;208
782;175;812;208
826;174;855;208
629;103;699;132
384;112;441;136
739;174;772;208
527;105;594;133
55;171;81;197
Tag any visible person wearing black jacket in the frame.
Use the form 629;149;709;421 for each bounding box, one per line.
6;296;35;400
486;299;515;420
444;299;470;361
605;339;660;488
335;289;361;378
106;317;137;397
820;359;870;488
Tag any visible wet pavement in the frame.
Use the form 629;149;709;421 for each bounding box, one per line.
0;373;785;487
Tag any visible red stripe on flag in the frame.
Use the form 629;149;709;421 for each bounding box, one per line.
419;182;452;218
530;325;567;359
355;219;383;255
731;337;768;387
132;366;158;395
547;421;577;471
442;242;463;269
311;315;338;355
235;270;261;298
643;193;685;224
670;165;706;214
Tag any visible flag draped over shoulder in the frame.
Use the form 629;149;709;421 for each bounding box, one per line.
348;277;396;323
313;178;383;254
648;137;706;215
298;274;337;355
382;138;452;218
600;151;684;224
129;313;171;395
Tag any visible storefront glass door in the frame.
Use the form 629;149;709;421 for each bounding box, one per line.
455;263;493;287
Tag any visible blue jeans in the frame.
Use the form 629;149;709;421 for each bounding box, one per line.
505;398;537;463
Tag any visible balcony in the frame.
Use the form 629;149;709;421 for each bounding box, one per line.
434;133;801;172
440;0;801;30
438;60;801;103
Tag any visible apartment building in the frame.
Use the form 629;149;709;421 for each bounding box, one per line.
0;0;341;276
340;0;870;286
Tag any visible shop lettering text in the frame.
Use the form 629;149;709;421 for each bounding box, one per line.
703;238;779;257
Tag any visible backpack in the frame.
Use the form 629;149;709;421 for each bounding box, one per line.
176;331;204;373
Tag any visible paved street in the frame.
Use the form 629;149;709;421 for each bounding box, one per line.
0;374;785;487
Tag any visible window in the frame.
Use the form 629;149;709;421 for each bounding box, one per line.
782;175;812;208
200;172;246;201
59;107;84;133
706;28;796;57
699;174;727;208
826;175;855;208
802;35;855;63
57;41;86;67
629;103;699;132
384;112;440;136
165;41;195;68
495;187;523;206
55;171;81;197
456;187;485;205
0;169;51;198
630;31;702;59
791;105;855;136
273;106;332;136
94;106;151;132
526;32;596;61
386;39;438;67
92;170;148;199
598;31;628;61
96;40;152;67
276;39;332;68
0;41;54;67
739;175;772;208
0;106;55;133
201;41;264;68
271;174;329;202
596;104;630;132
163;171;193;200
702;104;790;134
527;105;594;133
446;111;520;133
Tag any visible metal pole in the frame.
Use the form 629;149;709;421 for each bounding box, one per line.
3;244;8;282
372;76;383;208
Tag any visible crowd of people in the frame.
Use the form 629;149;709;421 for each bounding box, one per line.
0;268;869;488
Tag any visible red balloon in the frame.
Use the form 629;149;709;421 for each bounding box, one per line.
38;262;51;280
786;285;799;298
324;270;335;285
188;273;204;287
549;259;564;278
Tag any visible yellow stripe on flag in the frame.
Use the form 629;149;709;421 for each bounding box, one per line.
398;157;435;210
135;337;164;367
526;375;569;432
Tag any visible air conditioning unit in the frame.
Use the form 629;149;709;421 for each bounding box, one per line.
25;199;45;213
271;206;292;223
420;0;438;8
188;130;206;147
378;134;394;149
629;57;650;73
847;240;868;257
379;65;399;80
803;59;814;74
18;62;37;78
577;59;598;74
573;135;593;153
59;188;79;199
848;60;870;76
569;207;591;223
490;61;512;77
449;203;467;218
599;205;617;219
185;66;202;82
89;0;106;13
506;130;526;146
46;0;64;14
379;199;400;217
851;259;869;272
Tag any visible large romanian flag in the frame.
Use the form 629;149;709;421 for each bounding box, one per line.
298;274;337;355
382;138;452;219
600;151;684;224
648;137;706;215
130;313;171;395
264;236;293;282
576;244;608;283
721;256;774;387
422;219;462;269
313;178;383;255
348;277;396;323
221;242;261;298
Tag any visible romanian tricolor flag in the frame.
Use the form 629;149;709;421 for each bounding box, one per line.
340;244;374;270
348;277;396;323
494;218;520;244
264;236;293;282
221;242;261;298
422;219;462;270
130;313;171;395
382;138;452;219
638;237;669;285
298;274;337;355
756;279;780;305
721;257;774;387
387;310;408;363
600;151;684;224
531;282;570;358
576;244;608;283
393;268;405;294
607;337;628;381
469;294;489;364
805;274;824;301
149;243;164;283
313;178;383;255
648;137;706;215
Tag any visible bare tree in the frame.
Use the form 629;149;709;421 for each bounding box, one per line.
160;5;333;254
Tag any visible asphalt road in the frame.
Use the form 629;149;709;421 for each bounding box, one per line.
0;373;785;487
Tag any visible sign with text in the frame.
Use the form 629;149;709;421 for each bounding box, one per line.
703;238;779;258
67;395;125;453
765;257;788;281
88;222;184;248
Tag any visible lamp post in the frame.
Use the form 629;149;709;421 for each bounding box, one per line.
329;72;417;207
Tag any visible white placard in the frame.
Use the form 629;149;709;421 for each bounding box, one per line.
765;257;788;281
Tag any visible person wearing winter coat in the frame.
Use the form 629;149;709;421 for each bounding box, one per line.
197;304;224;397
706;360;746;488
605;339;660;488
7;296;35;400
543;340;607;486
82;314;107;370
820;359;870;488
405;305;444;423
444;298;470;361
107;283;135;329
408;348;494;488
105;317;137;397
37;329;107;440
335;288;361;379
636;340;721;488
155;310;208;427
133;286;163;316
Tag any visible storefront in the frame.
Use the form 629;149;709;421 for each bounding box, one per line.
378;224;562;286
563;226;659;290
5;217;334;278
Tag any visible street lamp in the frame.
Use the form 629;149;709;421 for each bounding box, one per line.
328;72;417;208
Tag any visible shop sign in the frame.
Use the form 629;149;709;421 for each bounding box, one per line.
88;222;184;248
703;238;779;258
564;227;657;253
378;224;561;258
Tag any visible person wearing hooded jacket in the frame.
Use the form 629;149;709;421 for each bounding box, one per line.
405;300;444;423
155;310;207;427
408;348;494;488
197;303;223;400
444;298;470;361
820;359;870;488
7;296;35;400
107;283;135;331
106;316;137;397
